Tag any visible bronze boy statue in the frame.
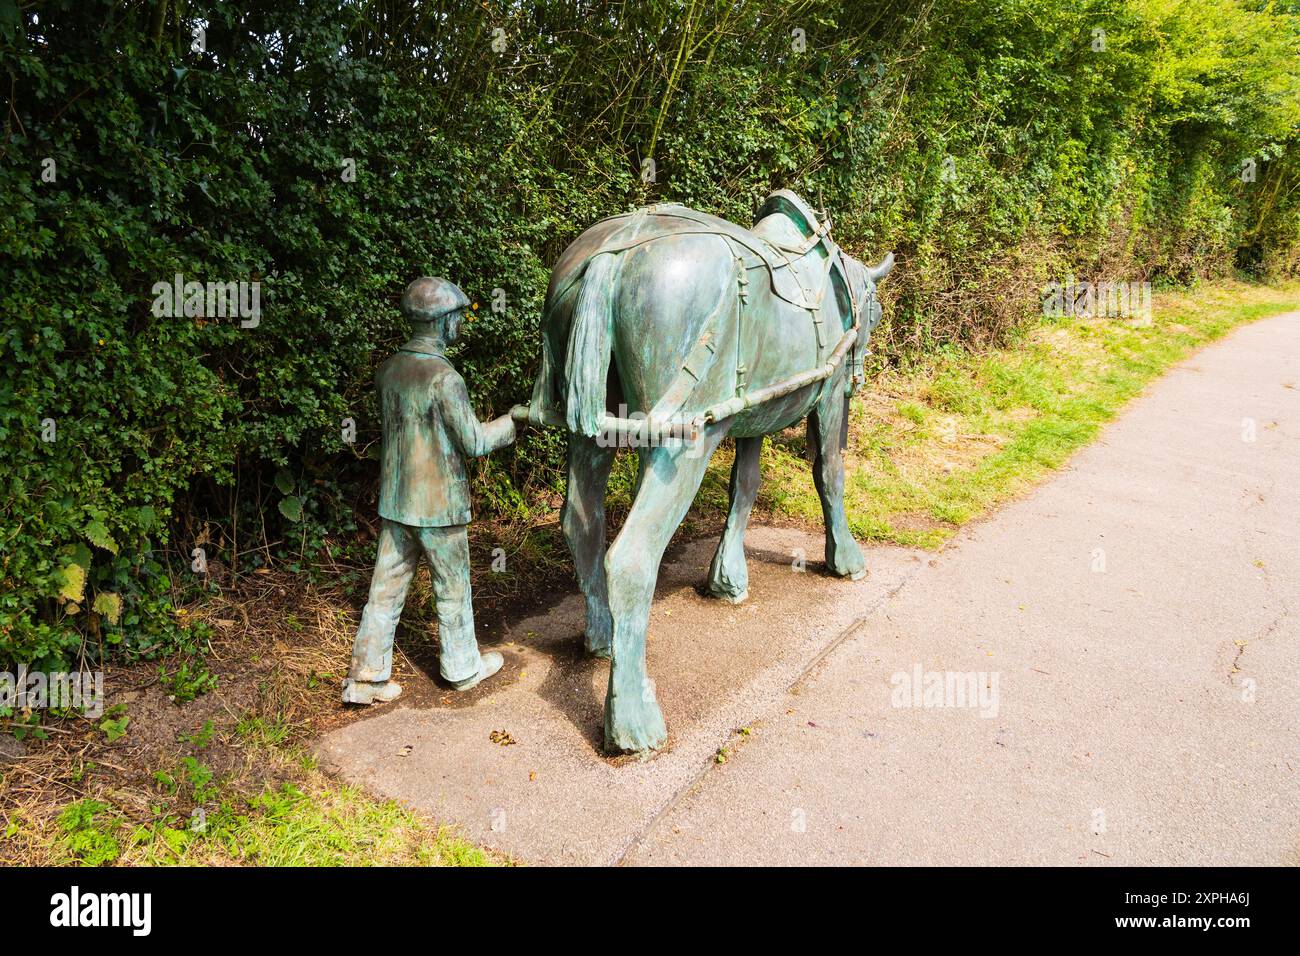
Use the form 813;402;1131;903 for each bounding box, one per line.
342;277;516;705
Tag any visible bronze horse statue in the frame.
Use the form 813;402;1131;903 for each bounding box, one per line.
513;190;894;753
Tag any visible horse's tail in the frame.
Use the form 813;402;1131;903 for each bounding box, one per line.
565;251;619;437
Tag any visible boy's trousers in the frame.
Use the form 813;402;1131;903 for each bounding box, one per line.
348;519;481;685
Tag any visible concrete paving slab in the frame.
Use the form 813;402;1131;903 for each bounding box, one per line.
317;526;925;864
624;312;1300;865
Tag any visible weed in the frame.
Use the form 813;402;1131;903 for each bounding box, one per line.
56;800;121;866
160;658;218;704
178;719;216;748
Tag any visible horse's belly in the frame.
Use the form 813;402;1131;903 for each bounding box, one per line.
729;383;821;437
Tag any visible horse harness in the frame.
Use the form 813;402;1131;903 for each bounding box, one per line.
562;202;863;421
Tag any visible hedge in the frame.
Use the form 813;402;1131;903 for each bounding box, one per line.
2;0;1297;669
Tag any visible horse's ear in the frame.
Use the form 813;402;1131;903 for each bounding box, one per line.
867;252;895;283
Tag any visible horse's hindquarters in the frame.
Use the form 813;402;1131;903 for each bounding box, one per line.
609;233;738;415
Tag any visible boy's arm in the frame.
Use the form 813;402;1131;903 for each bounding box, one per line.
437;371;516;458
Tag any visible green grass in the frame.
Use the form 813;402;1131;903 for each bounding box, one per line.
48;771;498;867
235;712;293;748
8;707;502;867
744;280;1300;549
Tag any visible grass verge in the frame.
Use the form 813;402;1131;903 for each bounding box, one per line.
2;728;497;866
40;773;492;867
751;279;1300;547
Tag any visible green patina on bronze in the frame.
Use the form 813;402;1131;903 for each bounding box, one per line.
517;190;894;754
343;277;515;705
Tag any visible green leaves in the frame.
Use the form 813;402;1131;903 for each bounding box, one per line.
84;520;118;555
277;496;303;523
275;469;302;521
56;563;86;604
92;592;123;626
99;713;129;742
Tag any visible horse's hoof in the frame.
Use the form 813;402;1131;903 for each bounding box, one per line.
585;641;613;660
604;700;668;755
710;588;748;605
828;543;867;580
606;734;667;757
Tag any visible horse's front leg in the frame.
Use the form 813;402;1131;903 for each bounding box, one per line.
603;425;727;753
707;435;763;603
809;389;866;579
560;434;616;657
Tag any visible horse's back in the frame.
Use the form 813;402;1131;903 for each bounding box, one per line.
542;200;842;429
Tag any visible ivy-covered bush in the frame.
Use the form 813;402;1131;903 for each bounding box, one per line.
1;0;1297;669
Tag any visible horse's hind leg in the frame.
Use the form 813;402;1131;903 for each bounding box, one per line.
561;434;616;657
603;426;727;753
809;391;866;579
706;435;763;603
